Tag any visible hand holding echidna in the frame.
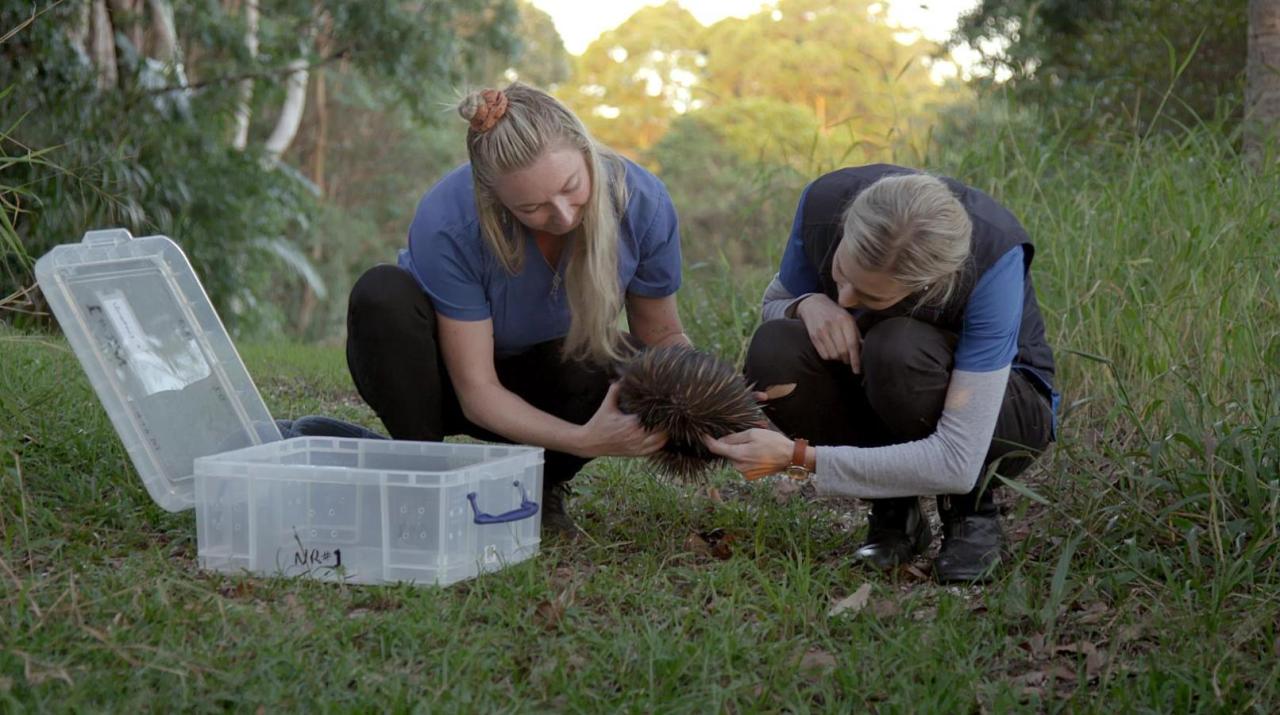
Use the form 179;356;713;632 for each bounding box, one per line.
615;345;766;482
575;382;670;458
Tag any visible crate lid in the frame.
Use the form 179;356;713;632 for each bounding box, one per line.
34;229;281;512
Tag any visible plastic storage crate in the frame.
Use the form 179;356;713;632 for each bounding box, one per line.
195;437;542;585
35;229;543;586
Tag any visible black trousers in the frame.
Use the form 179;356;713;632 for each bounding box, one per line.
345;265;618;490
744;317;1053;515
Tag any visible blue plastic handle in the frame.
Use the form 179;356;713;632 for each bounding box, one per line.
467;480;540;525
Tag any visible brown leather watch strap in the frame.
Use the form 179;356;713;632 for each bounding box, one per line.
790;438;809;471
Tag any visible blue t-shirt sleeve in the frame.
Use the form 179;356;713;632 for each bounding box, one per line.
405;226;491;321
627;185;683;297
954;245;1025;372
778;183;822;296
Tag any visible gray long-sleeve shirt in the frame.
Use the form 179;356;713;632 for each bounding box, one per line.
761;275;1009;498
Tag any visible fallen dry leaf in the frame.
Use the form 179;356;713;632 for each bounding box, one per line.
1075;601;1110;625
1085;648;1106;678
828;583;873;618
710;536;735;561
1015;671;1047;687
533;599;565;631
798;648;838;672
1046;664;1078;683
684;529;735;560
772;478;803;504
1115;624;1144;643
1052;641;1105;678
706;486;724;504
683;532;713;557
871;598;902;619
1026;633;1048;659
347;608;371;619
1020;686;1047;700
761;383;797;401
549;565;575;591
911;606;938;622
898;563;931;581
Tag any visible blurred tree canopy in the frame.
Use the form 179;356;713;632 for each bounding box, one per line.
954;0;1248;134
1;0;530;334
568;0;957;165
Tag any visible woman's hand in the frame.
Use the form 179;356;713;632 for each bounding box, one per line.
575;382;668;458
701;428;796;480
795;294;862;373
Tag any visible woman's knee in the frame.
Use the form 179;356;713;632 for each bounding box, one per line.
348;265;430;329
350;264;424;314
744;319;818;386
861;317;955;384
860;317;956;439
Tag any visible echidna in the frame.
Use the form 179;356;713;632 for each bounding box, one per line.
616;345;763;482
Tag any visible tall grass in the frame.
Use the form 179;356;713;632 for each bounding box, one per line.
0;86;41;317
924;107;1280;584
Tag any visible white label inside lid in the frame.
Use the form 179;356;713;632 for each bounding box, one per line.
99;290;211;396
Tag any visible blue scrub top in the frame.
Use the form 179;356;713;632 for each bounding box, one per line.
399;158;682;357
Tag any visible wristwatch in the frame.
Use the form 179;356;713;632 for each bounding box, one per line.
785;437;813;481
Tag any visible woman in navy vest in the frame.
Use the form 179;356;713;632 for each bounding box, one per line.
704;165;1058;582
345;83;689;539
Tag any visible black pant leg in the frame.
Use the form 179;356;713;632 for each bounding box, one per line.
346;264;468;441
860;317;957;441
743;319;893;448
494;339;620;488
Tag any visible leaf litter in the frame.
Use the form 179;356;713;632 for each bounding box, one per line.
828;583;872;618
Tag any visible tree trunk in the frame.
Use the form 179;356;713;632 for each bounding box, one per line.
89;0;118;90
264;5;326;163
67;2;91;64
232;0;259;151
1247;0;1280;162
146;0;179;62
263;57;310;162
296;67;328;337
108;0;144;55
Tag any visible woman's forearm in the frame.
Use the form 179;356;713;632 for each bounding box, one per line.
761;274;814;322
812;367;1010;498
457;381;594;457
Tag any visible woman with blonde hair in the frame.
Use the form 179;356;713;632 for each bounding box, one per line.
346;83;690;538
704;165;1059;583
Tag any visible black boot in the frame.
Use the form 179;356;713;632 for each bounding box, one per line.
541;482;584;541
854;497;931;569
935;490;1004;583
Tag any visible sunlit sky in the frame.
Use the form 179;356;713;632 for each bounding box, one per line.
528;0;985;81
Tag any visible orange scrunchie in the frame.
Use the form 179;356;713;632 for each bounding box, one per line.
469;89;509;133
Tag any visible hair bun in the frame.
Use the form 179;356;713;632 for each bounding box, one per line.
458;88;509;133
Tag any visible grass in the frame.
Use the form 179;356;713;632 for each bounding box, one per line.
2;115;1279;711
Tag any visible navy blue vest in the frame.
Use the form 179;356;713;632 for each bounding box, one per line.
798;164;1056;392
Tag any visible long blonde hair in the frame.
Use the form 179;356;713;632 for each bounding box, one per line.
458;82;629;364
839;173;972;307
